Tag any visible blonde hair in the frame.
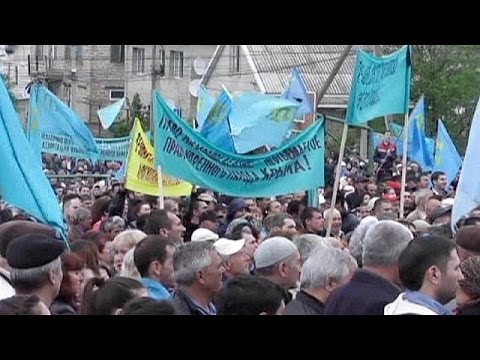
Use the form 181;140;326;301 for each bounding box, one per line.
119;248;141;280
112;229;146;250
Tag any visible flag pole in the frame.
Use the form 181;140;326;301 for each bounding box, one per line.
157;165;165;210
151;89;164;210
399;112;409;219
326;122;348;238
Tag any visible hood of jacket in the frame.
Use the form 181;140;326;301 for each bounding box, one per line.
384;293;438;315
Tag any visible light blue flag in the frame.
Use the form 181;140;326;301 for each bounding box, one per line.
97;97;125;130
346;46;412;125
282;67;314;119
196;85;215;130
390;122;404;138
451;98;480;231
408;96;434;171
433;119;462;188
153;91;325;197
115;160;127;182
200;89;235;152
229;92;299;154
28;84;99;161
0;77;66;239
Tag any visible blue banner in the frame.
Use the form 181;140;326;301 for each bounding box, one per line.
28;84;99;161
346;46;411;125
96;136;130;162
0;77;66;239
153;91;325;197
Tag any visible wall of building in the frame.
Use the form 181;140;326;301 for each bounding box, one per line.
203;45;259;97
125;45;217;122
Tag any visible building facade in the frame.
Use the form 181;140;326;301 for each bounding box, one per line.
125;45;217;123
29;45;125;135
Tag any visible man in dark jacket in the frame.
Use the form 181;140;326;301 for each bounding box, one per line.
170;241;224;315
323;221;412;315
284;247;357;315
374;131;397;182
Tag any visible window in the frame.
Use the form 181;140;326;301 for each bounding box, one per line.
159;48;166;76
230;45;240;74
64;85;71;107
49;45;57;60
111;45;125;63
65;45;71;61
109;89;125;100
75;45;83;63
132;47;145;74
170;50;183;78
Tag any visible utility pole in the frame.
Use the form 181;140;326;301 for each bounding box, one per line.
124;45;130;124
70;70;77;112
316;45;353;104
150;45;157;133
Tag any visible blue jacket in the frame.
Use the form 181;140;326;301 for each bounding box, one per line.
141;278;170;300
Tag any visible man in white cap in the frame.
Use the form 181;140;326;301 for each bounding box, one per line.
253;236;301;303
214;238;250;281
191;228;219;243
197;192;217;212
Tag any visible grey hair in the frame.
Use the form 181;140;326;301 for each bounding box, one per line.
362;220;413;267
300;247;357;289
119;248;141;280
10;256;62;291
323;208;341;220
174;242;214;286
104;216;126;232
70;207;91;225
164;199;179;212
270;213;294;229
415;189;433;207
349;216;379;266
292;234;332;263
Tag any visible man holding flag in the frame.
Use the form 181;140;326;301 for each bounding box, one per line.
374;131;397;182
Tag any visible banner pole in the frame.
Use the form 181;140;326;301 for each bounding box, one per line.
399;112;409;219
326;122;348;238
157;165;165;210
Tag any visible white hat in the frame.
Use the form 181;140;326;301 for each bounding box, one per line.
442;198;454;207
197;193;217;203
254;236;298;269
366;197;380;212
191;228;219;242
213;238;245;257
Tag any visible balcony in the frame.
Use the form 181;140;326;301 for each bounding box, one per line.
28;55;65;80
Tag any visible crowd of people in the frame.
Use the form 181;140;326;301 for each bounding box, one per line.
0;141;478;316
